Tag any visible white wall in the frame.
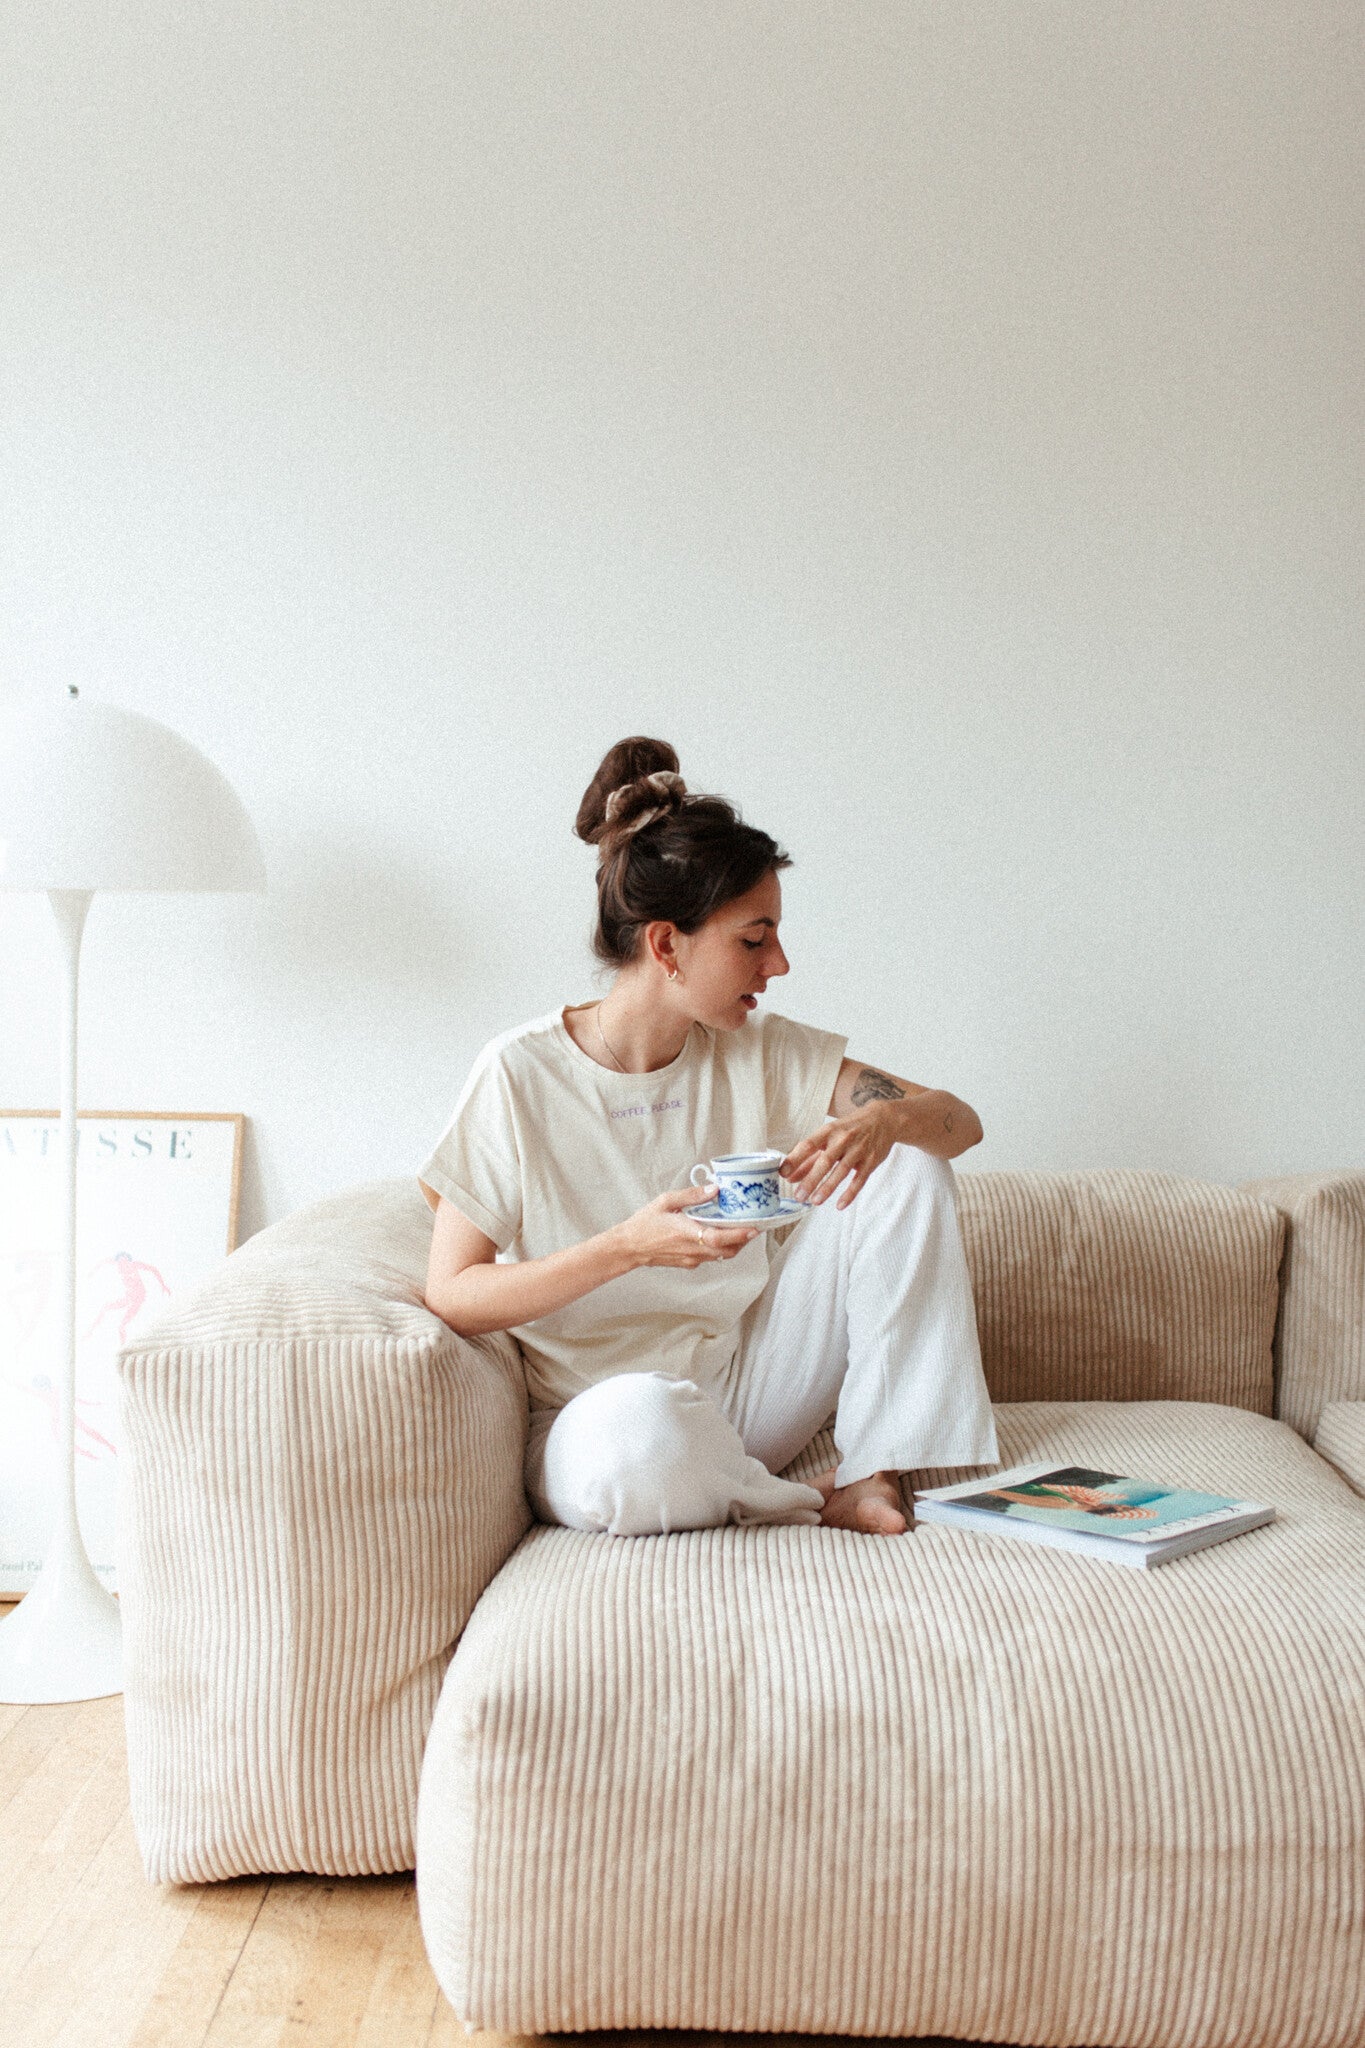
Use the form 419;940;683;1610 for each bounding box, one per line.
2;0;1361;1242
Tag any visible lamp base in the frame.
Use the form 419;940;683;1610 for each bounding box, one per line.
0;1532;122;1704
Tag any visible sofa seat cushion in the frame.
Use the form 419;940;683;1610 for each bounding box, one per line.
416;1398;1365;2047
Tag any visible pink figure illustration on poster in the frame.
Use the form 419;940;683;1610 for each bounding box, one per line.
80;1249;172;1348
1;1244;170;1463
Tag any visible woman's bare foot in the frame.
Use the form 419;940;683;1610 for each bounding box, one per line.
810;1466;908;1535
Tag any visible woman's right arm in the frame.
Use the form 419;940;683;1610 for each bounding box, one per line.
423;1190;758;1338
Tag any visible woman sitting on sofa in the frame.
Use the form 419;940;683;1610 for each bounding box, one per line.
418;734;999;1538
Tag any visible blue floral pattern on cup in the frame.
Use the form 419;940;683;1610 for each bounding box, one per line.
691;1150;784;1219
716;1173;780;1217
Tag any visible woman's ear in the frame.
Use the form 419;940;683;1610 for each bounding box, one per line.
648;920;681;975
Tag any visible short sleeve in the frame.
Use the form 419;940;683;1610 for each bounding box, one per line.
761;1011;849;1156
416;1045;523;1252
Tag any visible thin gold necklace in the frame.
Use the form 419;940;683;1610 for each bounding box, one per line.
594;1002;629;1072
594;1003;692;1074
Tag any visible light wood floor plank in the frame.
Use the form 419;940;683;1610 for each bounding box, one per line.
0;1704;130;1990
353;1878;442;2048
0;1695;102;1822
201;1875;405;2048
125;1879;269;2048
2;1809;202;2048
427;2006;481;2048
0;1698;28;1744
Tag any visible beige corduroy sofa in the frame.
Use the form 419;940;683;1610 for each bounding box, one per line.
116;1165;1365;2048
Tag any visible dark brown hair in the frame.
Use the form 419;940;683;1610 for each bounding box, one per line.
574;736;792;970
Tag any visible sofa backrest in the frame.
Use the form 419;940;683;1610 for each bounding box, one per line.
1235;1170;1365;1440
954;1168;1283;1413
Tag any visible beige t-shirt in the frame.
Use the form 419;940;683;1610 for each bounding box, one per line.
416;1005;848;1415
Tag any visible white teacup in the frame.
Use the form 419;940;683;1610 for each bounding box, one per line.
690;1149;785;1219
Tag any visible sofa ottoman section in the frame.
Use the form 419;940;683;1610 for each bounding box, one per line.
416;1399;1365;2048
116;1178;530;1883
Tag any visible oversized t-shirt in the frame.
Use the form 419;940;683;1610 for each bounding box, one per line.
416;1005;848;1415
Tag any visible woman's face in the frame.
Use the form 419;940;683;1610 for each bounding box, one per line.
666;870;791;1029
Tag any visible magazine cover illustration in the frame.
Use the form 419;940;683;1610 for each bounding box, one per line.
955;1465;1238;1539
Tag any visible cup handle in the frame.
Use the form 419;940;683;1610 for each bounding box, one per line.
689;1164;712;1188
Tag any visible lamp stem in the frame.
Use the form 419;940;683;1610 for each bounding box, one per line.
54;889;89;1551
0;888;122;1702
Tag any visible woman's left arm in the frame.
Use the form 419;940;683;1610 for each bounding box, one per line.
832;1058;983;1157
780;1057;983;1208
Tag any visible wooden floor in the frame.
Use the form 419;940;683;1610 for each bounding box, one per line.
0;1605;959;2048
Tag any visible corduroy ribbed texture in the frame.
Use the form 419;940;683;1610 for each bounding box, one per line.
1315;1400;1365;1496
955;1168;1283;1411
417;1399;1365;2047
1238;1172;1365;1440
116;1163;1352;1927
116;1179;531;1883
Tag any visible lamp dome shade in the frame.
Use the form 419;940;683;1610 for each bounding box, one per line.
0;693;266;893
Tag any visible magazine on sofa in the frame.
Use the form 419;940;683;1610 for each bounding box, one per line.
911;1462;1277;1569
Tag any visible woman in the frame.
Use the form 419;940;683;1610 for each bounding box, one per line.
418;735;999;1538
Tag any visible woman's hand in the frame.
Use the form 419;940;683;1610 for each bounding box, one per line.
781;1106;899;1210
611;1185;760;1270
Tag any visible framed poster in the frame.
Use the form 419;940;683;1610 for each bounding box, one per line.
0;1110;244;1595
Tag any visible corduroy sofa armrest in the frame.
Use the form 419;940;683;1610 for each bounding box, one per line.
1313;1402;1365;1497
1237;1171;1365;1439
115;1177;532;1884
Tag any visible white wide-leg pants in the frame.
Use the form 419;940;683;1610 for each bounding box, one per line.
525;1143;1000;1537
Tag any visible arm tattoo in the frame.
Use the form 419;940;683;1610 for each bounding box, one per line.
850;1067;908;1107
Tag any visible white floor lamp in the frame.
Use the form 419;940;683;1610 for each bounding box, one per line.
0;686;265;1704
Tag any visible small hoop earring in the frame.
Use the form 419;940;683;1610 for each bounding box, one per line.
667;969;678;981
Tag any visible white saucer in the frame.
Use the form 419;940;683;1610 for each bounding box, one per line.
686;1198;812;1231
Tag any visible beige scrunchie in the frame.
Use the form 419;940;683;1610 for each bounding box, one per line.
602;769;688;840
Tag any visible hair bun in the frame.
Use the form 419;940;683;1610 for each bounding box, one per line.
602;769;688;842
